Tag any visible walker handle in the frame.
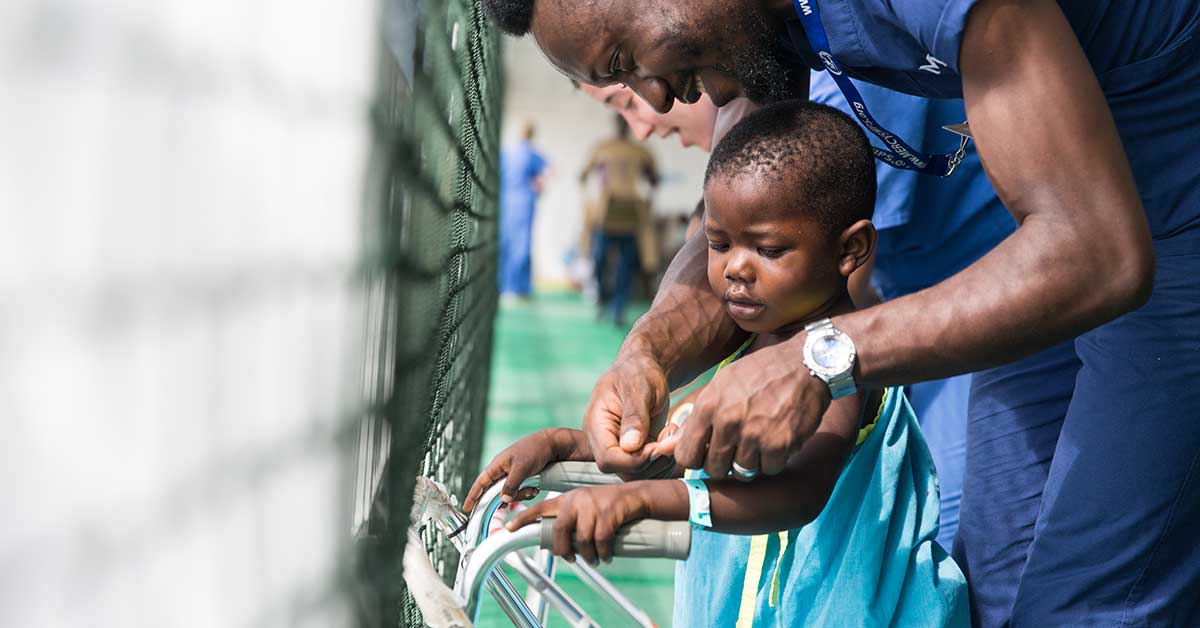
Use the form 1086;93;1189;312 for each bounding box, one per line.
538;461;622;492
539;518;691;560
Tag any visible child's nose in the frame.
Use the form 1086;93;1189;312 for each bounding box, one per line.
725;251;755;283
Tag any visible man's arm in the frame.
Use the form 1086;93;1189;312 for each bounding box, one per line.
635;229;748;388
674;0;1153;476
841;0;1151;385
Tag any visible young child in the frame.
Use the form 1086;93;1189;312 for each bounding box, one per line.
464;101;968;627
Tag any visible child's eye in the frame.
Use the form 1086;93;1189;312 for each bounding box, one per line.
708;241;729;252
757;247;787;258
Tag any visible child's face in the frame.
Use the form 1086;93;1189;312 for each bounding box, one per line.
704;174;845;334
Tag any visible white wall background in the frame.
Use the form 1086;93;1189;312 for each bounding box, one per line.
502;37;710;286
0;0;373;625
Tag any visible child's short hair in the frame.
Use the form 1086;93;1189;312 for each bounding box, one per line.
704;100;876;238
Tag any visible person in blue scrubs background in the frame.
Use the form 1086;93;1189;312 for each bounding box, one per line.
481;0;1200;626
498;121;547;299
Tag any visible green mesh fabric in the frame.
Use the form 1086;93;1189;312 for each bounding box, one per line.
354;0;502;625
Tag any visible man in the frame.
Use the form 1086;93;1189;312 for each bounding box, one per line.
580;114;660;325
498;120;548;300
482;0;1200;625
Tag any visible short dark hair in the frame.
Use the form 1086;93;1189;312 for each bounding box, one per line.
705;100;876;237
480;0;536;36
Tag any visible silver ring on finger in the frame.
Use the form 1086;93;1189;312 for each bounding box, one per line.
731;461;760;479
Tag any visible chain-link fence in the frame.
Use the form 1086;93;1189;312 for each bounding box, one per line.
352;0;503;625
1;0;499;625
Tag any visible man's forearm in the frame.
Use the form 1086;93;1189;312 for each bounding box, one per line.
624;230;747;389
839;0;1152;387
839;219;1141;386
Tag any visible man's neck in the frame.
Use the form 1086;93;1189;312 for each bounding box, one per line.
760;0;798;26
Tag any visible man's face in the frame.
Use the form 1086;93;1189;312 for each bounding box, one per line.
578;83;719;150
531;0;801;113
704;173;842;334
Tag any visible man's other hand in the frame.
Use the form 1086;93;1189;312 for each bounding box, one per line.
674;335;831;478
582;345;670;475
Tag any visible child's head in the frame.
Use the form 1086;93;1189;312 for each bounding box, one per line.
703;100;877;333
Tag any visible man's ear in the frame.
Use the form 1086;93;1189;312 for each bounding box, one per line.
837;219;876;277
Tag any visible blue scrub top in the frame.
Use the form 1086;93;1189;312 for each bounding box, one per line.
784;1;1200;244
499;139;547;221
809;71;1014;299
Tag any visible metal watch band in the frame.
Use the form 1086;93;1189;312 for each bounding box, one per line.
803;318;857;400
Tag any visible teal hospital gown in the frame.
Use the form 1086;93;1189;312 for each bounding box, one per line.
672;386;969;627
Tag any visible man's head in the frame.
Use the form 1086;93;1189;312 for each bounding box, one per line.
481;0;804;112
702;100;876;333
578;82;718;150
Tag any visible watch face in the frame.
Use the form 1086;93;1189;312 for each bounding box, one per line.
811;333;852;371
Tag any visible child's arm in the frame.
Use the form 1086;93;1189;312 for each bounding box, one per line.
462;428;591;513
506;393;865;561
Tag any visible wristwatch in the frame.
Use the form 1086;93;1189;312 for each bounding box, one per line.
802;318;857;399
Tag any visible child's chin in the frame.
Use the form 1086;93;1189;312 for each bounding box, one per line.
733;320;770;334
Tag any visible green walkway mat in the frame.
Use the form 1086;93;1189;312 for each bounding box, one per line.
476;291;675;627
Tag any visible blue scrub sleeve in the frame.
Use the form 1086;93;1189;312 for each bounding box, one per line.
880;0;982;74
530;151;547;179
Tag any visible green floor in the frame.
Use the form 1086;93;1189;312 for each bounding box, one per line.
476;291;675;627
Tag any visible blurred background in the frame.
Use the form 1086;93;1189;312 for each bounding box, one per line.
2;0;373;625
0;0;706;625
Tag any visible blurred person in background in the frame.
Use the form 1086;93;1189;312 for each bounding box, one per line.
580;114;659;326
499;120;548;301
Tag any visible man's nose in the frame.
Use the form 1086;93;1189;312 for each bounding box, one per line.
625;75;672;114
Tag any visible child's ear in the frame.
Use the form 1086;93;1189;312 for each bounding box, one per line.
837;219;876;277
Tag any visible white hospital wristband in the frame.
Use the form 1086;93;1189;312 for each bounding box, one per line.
681;478;713;528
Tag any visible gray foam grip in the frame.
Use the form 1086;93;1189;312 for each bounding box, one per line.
537;461;622;492
539;518;691;560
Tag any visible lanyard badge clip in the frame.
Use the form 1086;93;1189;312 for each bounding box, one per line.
794;0;973;177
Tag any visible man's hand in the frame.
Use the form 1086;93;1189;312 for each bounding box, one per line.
582;346;671;475
674;335;831;478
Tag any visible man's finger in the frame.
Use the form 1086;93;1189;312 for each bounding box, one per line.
731;444;761;483
760;445;789;476
704;415;739;477
616;378;654;452
704;441;736;479
674;414;712;469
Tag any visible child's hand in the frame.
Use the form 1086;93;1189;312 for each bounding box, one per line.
644;422;682;459
462;428;590;512
504;483;653;565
